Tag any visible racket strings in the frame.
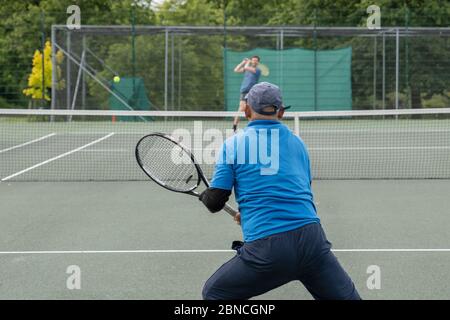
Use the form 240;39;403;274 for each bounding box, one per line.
137;135;199;191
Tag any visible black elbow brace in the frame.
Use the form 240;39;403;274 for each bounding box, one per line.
199;188;231;213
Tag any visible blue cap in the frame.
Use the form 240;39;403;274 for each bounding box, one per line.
245;82;289;115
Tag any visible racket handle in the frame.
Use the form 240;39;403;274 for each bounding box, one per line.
223;203;238;217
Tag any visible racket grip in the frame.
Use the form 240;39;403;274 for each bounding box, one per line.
223;203;238;217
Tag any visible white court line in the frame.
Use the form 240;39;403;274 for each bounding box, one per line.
81;149;128;152
0;133;56;154
0;133;115;182
0;250;234;255
0;249;449;255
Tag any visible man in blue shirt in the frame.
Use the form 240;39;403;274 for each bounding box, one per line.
199;82;360;300
232;56;262;132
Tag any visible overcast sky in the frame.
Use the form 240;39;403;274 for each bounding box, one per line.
150;0;165;10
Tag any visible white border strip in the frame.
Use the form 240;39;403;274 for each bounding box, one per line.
0;133;115;182
310;146;450;151
0;249;449;255
2;108;450;118
0;133;55;154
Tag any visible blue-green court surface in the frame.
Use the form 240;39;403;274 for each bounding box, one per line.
1;180;449;299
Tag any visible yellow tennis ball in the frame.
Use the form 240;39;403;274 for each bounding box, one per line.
113;76;120;83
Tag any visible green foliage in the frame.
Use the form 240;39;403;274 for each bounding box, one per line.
22;41;63;101
0;0;156;107
0;96;12;108
423;92;450;108
158;0;223;25
0;0;449;109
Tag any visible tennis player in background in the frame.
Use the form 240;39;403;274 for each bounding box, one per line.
232;55;261;132
199;82;361;300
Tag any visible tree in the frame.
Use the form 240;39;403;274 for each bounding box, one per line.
0;0;156;108
23;41;64;102
1;0;449;110
23;45;50;101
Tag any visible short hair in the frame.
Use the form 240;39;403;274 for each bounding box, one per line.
251;55;260;62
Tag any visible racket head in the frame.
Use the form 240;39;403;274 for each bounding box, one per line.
258;63;269;76
135;133;202;193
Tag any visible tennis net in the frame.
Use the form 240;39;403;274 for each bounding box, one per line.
1;108;450;181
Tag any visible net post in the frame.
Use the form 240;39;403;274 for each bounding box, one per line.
294;113;300;136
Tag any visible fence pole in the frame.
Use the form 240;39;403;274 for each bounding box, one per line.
171;32;175;110
313;10;318;111
178;37;181;110
51;26;56;112
280;29;284;88
373;35;377;109
395;28;399;110
164;28;168;113
131;7;136;110
66;31;71;111
41;11;45;107
382;31;385;110
405;7;410;108
81;35;86;109
223;0;228;111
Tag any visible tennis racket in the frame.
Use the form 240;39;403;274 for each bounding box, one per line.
258;63;270;76
135;133;237;217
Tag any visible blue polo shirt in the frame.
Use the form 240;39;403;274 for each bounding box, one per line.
211;120;320;242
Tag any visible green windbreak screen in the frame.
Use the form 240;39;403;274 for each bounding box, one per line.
109;77;151;111
224;48;352;111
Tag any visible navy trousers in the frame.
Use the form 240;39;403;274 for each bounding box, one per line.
202;223;361;300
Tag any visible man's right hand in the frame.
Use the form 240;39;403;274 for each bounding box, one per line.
234;212;241;225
